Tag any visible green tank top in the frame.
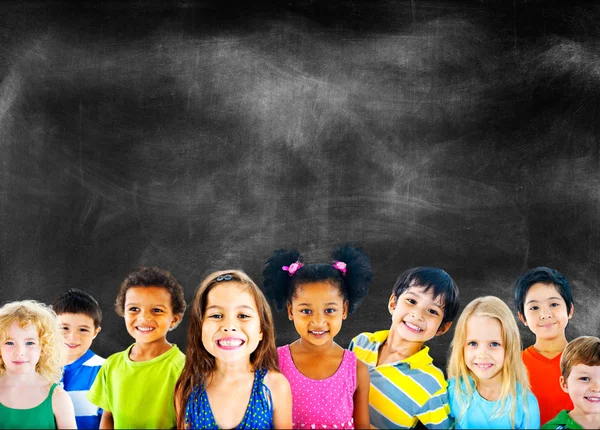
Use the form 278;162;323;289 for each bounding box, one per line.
0;383;57;429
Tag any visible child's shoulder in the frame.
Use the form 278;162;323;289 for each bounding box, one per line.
264;369;291;394
349;330;388;350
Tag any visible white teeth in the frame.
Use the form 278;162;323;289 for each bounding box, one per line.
311;331;325;335
218;339;243;347
137;327;154;332
404;322;423;332
586;396;600;401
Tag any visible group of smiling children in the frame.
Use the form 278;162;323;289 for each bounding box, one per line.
0;245;598;429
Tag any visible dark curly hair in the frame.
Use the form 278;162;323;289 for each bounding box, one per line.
262;245;372;315
115;266;187;317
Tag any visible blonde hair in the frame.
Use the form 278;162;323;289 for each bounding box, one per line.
447;296;531;427
561;336;600;379
0;300;65;383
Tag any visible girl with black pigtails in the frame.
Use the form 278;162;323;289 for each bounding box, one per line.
263;245;372;429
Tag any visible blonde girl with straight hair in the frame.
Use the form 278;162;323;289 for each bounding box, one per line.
447;296;540;429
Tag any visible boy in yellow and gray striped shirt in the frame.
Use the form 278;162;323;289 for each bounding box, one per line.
349;267;460;429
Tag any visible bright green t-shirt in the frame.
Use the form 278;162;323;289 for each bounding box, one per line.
87;344;185;429
542;410;584;430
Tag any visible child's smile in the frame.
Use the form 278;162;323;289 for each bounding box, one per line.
389;286;445;343
202;282;263;364
0;322;42;375
287;281;347;348
124;286;180;346
463;315;505;385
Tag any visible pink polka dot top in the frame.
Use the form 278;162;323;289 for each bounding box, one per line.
277;345;357;429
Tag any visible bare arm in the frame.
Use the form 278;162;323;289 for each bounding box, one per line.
52;386;77;429
353;360;371;429
99;410;114;429
265;371;293;429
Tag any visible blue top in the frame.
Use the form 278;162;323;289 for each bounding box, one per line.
448;376;540;429
184;368;273;429
61;349;105;429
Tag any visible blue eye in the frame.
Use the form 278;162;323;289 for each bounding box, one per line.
467;341;477;347
490;342;501;347
579;377;590;381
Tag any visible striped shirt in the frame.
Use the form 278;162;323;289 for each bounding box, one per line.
61;349;105;429
349;330;451;429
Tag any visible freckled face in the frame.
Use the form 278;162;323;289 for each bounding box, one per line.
287;282;348;347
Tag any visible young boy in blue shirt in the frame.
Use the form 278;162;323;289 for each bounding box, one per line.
53;288;105;429
349;267;460;429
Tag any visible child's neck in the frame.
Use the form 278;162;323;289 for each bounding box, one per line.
533;334;568;359
378;331;423;365
0;371;45;387
569;408;600;429
294;338;340;356
130;338;172;361
213;359;254;381
475;377;503;402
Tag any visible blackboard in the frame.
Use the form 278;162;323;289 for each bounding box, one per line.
1;0;598;372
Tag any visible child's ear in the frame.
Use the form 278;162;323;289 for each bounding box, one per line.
388;294;397;315
287;303;294;321
436;321;452;337
559;375;569;394
169;314;183;331
342;301;348;320
568;304;574;320
518;312;528;327
92;326;102;339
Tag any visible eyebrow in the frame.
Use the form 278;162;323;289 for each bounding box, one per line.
206;305;256;312
60;323;93;328
125;303;168;308
296;302;340;307
525;297;562;305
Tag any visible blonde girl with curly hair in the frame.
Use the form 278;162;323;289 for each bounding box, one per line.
0;300;76;429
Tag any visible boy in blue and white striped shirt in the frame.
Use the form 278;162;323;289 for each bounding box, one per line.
53;288;106;429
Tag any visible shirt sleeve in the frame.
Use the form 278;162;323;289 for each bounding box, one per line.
86;362;111;412
348;336;357;351
414;388;452;430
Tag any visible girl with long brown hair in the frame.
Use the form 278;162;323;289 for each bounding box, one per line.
174;270;292;429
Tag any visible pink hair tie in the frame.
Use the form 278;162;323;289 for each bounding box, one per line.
332;261;347;276
282;261;303;276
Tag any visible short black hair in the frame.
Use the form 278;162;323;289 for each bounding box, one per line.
263;245;372;315
52;288;102;328
514;266;573;316
115;267;187;317
392;267;460;328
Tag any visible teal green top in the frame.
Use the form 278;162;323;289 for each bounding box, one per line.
542;410;584;430
0;383;57;429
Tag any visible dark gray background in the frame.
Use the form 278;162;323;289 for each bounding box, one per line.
1;0;598;371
